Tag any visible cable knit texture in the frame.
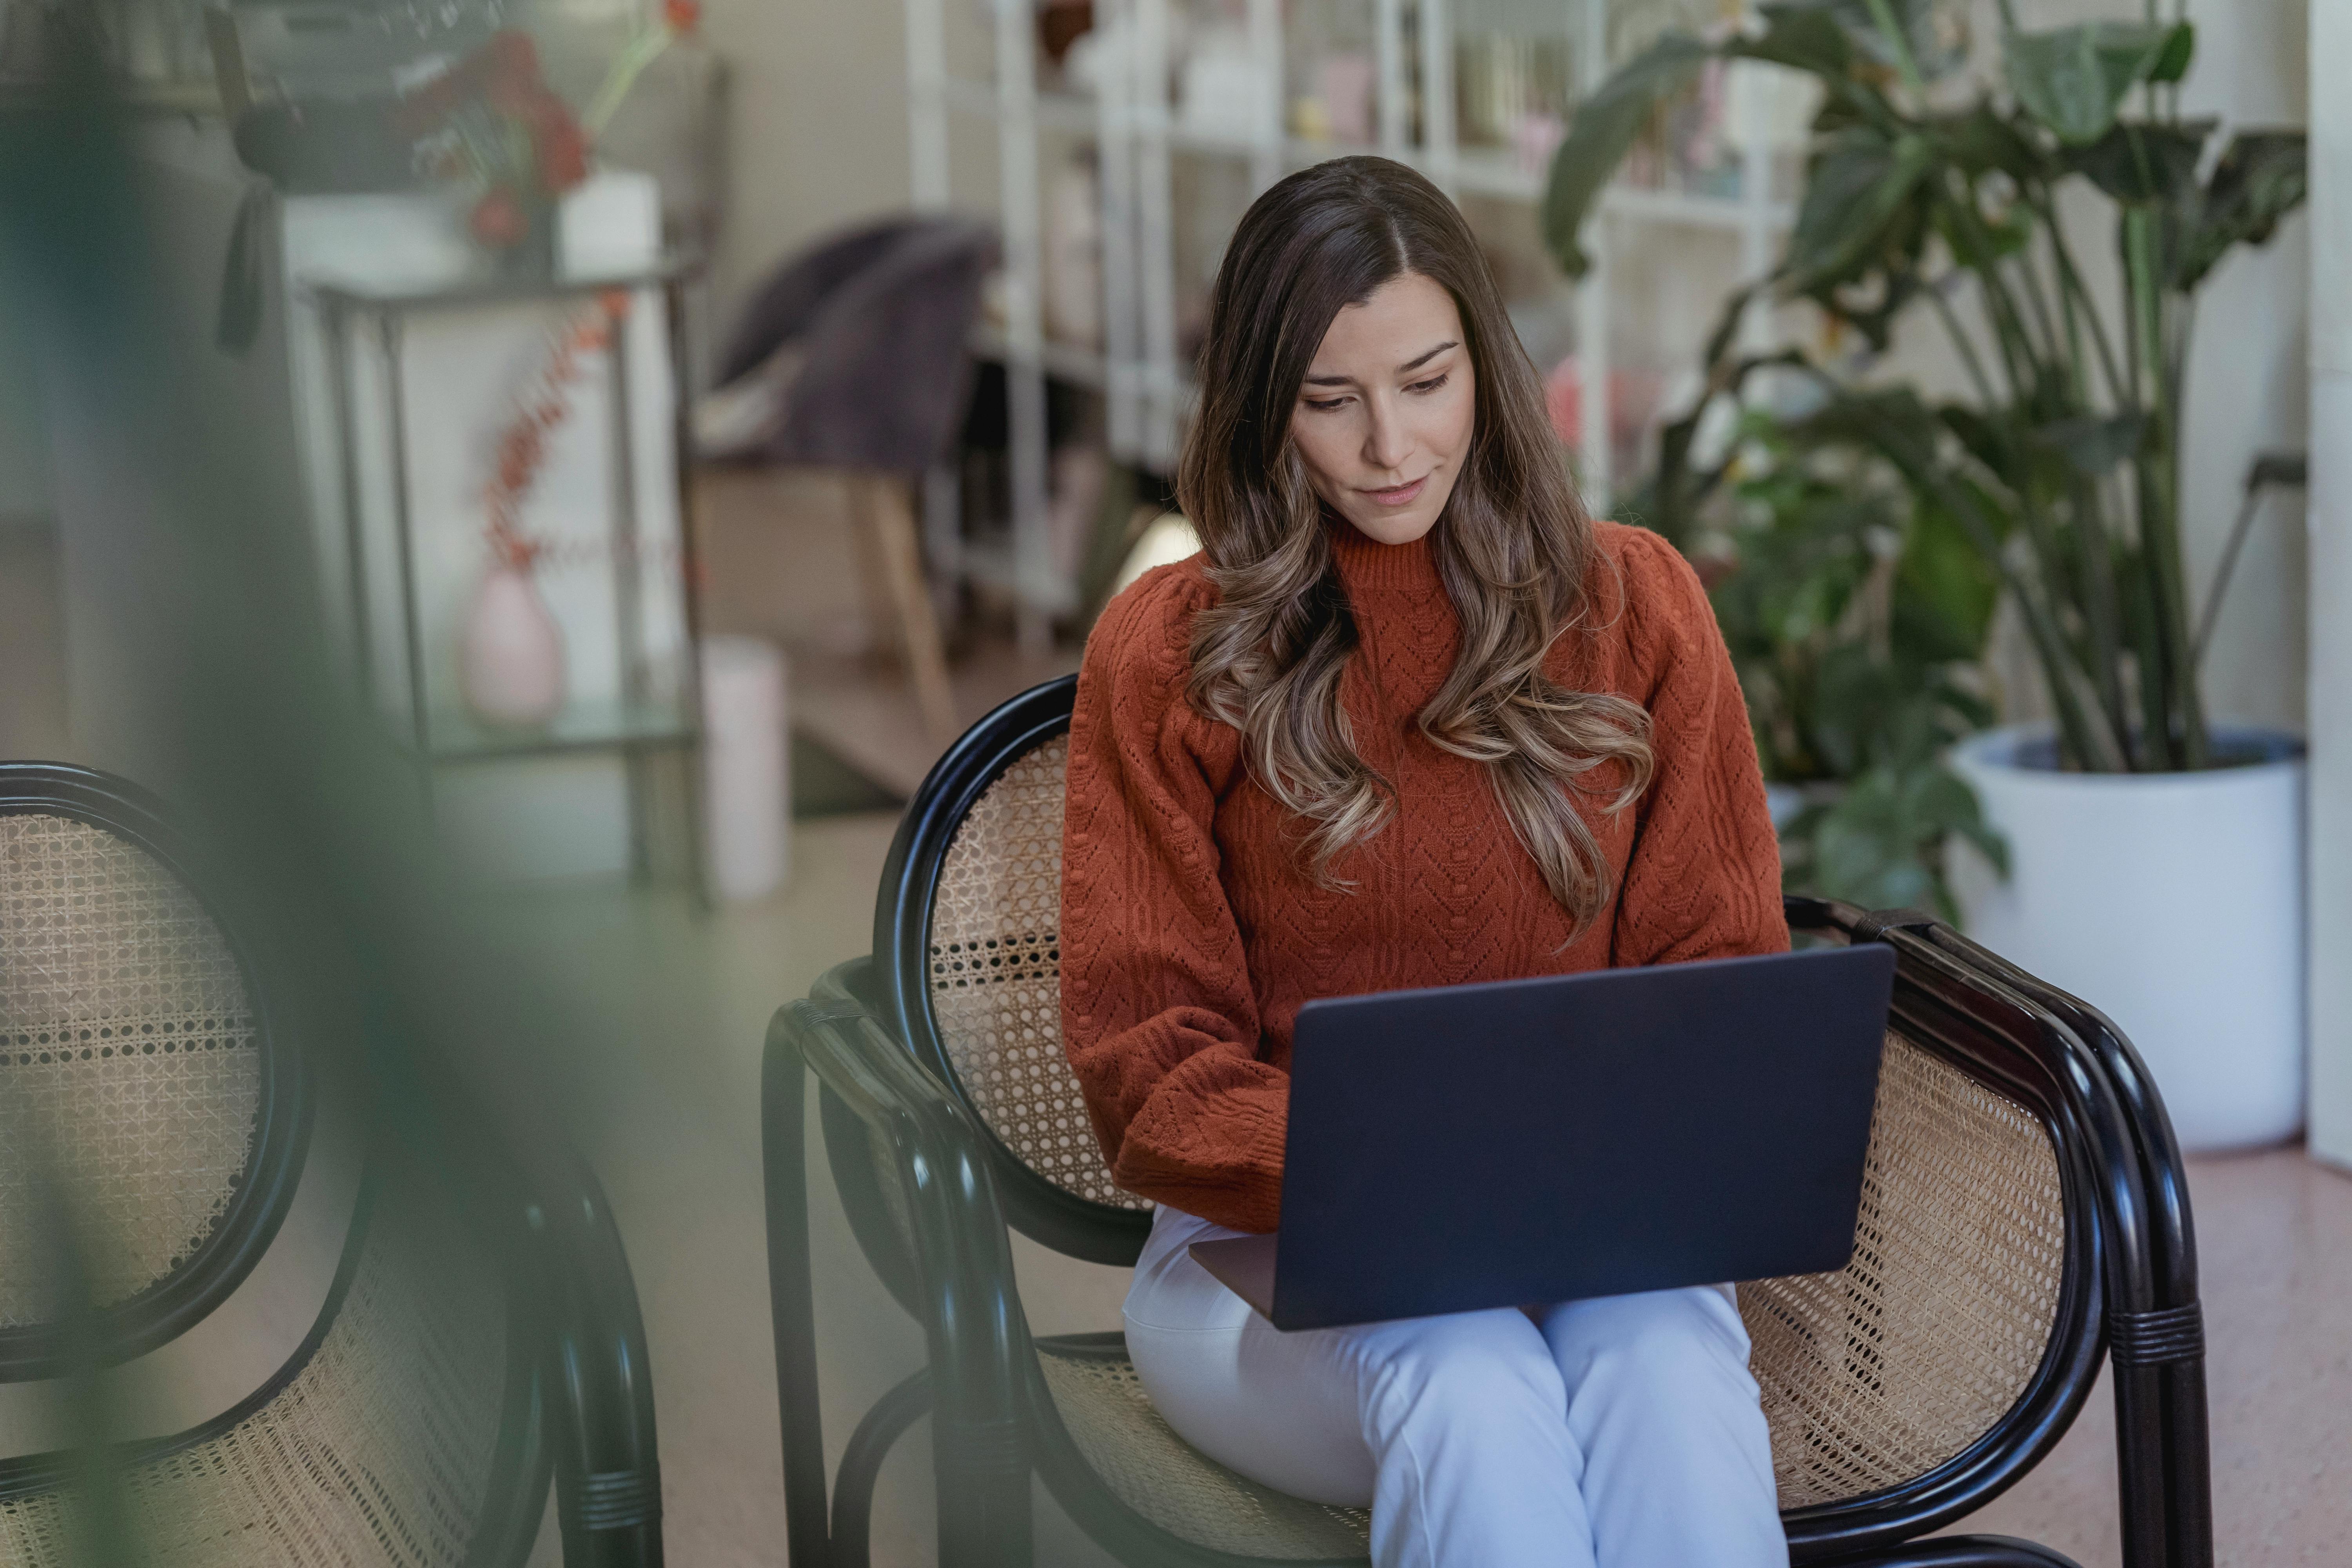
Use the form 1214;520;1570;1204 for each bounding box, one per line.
1059;521;1787;1232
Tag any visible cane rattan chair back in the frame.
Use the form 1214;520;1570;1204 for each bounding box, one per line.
786;677;2207;1568
0;762;662;1568
0;768;305;1377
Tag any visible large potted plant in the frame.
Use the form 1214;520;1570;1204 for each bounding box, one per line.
1702;409;2008;922
1546;1;2308;1147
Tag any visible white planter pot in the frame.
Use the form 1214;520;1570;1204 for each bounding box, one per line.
1949;726;2307;1152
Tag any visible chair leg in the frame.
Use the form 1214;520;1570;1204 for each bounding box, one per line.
1826;1539;2085;1568
857;472;958;746
832;1371;935;1568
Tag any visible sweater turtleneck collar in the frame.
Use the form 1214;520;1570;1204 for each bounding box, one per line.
1327;520;1446;597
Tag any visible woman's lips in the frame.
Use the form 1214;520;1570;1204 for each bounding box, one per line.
1362;474;1429;508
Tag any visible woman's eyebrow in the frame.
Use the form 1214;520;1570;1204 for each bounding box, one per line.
1398;339;1459;373
1301;338;1461;387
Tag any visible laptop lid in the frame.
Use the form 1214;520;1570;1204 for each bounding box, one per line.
1237;944;1893;1331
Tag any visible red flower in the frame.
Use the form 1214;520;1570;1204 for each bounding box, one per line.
663;0;701;32
536;114;589;191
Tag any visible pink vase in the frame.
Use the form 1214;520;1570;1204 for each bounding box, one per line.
459;564;567;728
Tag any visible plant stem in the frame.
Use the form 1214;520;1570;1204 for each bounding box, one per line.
2071;470;2132;751
1927;281;2000;409
2036;194;2131;407
2123;207;2206;767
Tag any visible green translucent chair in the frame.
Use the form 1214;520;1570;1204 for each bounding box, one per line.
0;762;662;1567
764;678;2214;1568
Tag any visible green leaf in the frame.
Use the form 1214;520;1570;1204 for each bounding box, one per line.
1893;502;2000;660
2060;119;2212;203
2170;129;2308;291
1932;103;2045;181
2004;22;2189;145
1735;4;1854;76
1542;33;1713;279
1766;0;1967;81
1784;127;1936;292
2149;20;2195;83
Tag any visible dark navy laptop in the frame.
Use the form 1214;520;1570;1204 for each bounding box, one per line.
1189;944;1896;1330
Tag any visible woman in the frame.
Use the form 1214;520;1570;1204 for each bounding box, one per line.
1059;157;1789;1568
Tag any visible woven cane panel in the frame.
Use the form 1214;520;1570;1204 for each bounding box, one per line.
928;738;1146;1210
1038;1345;1370;1560
0;1171;510;1568
1740;1029;2066;1508
0;814;261;1323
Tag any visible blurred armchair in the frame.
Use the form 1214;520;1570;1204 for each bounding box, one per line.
696;216;999;744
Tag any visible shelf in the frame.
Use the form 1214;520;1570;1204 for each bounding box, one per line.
935;78;1790;229
414;697;698;764
305;255;703;316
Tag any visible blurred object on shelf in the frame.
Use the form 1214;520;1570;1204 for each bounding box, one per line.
394;30;590;275
1544;357;1665;492
698;216;999;743
457;294;626;730
1620;54;1738;198
1286;0;1376;144
1180;17;1275;140
701;635;790;902
533;0;728;273
1455;32;1570;156
1038;0;1093;77
1045;151;1104;349
1320;52;1376;143
461;561;569;727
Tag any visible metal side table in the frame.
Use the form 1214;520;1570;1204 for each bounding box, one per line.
311;258;711;902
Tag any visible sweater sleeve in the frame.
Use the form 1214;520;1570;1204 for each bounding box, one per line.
1608;529;1791;967
1058;570;1289;1232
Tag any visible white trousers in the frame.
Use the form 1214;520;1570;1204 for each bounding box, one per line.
1123;1207;1787;1568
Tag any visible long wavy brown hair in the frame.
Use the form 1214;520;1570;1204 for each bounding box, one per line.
1177;155;1655;933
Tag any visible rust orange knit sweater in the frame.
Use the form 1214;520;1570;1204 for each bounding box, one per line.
1058;521;1788;1233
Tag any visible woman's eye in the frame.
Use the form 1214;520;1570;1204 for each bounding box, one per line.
1406;373;1449;395
1302;396;1351;412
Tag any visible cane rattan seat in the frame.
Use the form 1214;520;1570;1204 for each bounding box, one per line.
767;676;2215;1568
0;1158;512;1567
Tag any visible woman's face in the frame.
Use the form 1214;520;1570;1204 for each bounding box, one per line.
1289;270;1477;547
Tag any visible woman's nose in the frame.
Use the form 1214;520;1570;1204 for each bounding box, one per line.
1362;402;1412;474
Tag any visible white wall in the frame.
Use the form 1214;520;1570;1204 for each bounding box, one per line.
701;0;915;320
2306;0;2352;1168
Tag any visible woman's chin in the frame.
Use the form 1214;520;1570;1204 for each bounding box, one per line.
1338;510;1441;546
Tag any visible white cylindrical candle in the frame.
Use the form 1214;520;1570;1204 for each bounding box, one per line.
701;635;789;904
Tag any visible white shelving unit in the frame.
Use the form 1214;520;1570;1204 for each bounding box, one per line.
906;0;1795;644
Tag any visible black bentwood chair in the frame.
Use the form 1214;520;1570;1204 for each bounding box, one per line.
0;763;662;1567
762;677;2214;1568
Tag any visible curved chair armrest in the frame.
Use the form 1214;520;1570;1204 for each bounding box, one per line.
512;1150;665;1568
769;958;1036;1566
